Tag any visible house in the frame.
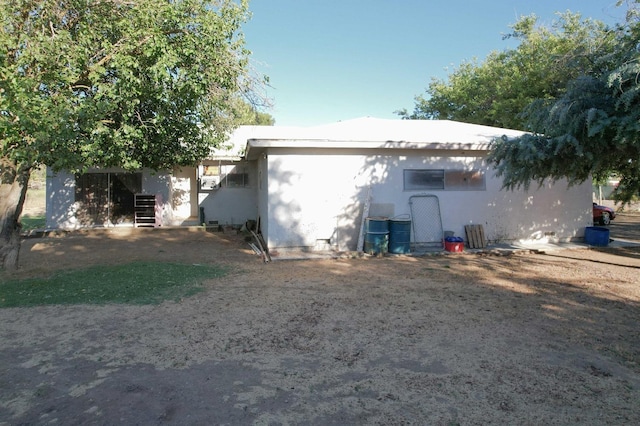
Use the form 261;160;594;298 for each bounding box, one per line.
46;118;593;251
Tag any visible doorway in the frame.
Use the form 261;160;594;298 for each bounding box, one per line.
75;172;142;225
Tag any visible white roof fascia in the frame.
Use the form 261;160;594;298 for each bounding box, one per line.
234;118;527;160
245;138;493;160
205;155;244;162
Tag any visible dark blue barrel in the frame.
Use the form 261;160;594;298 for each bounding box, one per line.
584;226;610;246
364;217;389;254
389;219;411;254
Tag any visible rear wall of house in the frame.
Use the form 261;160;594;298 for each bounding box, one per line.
263;148;592;251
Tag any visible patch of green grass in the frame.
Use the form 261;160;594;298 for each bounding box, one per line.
0;262;227;308
21;215;46;231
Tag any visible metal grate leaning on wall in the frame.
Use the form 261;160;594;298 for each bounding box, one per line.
409;194;444;248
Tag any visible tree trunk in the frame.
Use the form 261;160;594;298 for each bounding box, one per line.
0;157;30;271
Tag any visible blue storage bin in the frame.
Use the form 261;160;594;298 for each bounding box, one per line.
584;226;610;247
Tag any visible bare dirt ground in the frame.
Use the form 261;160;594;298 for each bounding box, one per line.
1;212;640;424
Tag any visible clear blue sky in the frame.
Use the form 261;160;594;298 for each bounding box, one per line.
243;1;625;127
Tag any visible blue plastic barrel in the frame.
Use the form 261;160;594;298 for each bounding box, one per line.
389;219;411;254
584;226;610;246
364;217;389;254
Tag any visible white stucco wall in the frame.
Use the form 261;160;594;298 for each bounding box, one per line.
470;171;592;244
46;169;76;229
257;154;269;236
266;153;367;249
197;188;257;226
263;149;593;251
170;167;197;223
197;161;258;226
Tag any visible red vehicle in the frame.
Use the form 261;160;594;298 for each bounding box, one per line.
593;202;616;226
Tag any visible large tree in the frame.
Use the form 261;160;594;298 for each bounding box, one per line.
0;0;254;270
398;12;616;130
231;97;275;125
488;4;640;203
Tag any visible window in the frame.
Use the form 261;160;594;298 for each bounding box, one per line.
403;169;485;191
199;163;249;191
222;164;248;188
404;169;444;190
444;170;486;190
75;172;142;224
200;165;220;191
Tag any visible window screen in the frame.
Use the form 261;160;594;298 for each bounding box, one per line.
403;169;485;191
403;169;445;190
444;170;486;190
199;164;249;190
222;165;248;188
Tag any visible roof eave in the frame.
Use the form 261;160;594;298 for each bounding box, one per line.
244;138;493;160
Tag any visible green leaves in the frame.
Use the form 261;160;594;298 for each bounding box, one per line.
400;12;616;131
488;15;640;203
1;0;253;174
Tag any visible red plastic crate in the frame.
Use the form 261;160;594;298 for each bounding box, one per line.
444;241;464;252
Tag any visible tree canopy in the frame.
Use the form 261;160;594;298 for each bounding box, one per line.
397;12;616;130
1;0;256;173
0;0;260;269
489;3;640;203
231;98;276;126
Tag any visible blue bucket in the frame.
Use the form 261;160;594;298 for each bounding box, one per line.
364;217;389;254
584;226;610;247
389;219;411;254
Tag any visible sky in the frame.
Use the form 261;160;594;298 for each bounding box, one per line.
242;1;626;127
